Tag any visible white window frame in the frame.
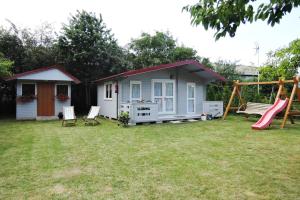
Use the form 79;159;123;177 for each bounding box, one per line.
151;79;176;114
104;82;113;100
130;81;142;102
187;82;196;114
55;83;70;97
21;82;36;96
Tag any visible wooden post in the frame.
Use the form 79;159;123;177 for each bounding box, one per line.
223;80;239;120
275;79;284;99
281;76;299;128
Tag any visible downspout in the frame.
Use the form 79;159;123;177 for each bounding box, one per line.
116;80;119;119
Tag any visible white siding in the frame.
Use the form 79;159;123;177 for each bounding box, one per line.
17;69;73;82
54;82;71;116
119;68;207;116
16;81;72;120
97;82;118;118
16;81;37;120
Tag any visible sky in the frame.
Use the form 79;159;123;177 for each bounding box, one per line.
0;0;300;66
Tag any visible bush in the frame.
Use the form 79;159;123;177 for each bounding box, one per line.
118;112;130;127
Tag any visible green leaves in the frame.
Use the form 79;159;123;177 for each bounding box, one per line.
58;10;128;80
184;0;300;40
0;52;13;78
259;38;300;81
127;31;198;69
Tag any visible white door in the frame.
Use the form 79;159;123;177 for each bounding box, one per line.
152;80;176;114
187;82;196;113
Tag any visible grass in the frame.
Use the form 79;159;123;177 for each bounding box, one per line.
0;116;299;199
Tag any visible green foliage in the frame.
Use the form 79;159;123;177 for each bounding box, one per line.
118;112;130;127
207;60;240;103
183;0;300;40
57;10;129;110
127;31;198;69
260;38;300;81
58;10;128;80
0;53;13;77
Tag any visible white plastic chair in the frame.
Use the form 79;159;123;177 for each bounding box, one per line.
62;106;77;126
83;106;101;125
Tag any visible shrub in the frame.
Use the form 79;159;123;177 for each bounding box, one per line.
118;112;130;127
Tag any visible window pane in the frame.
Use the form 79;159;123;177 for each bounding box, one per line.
22;84;35;96
109;84;112;98
131;84;140;99
188;85;194;98
154;98;163;112
57;85;68;96
188;99;195;112
165;98;174;112
166;83;173;96
154;82;162;96
106;85;109;98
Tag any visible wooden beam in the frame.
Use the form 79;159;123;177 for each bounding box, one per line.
223;81;239;120
281;76;299;128
236;80;294;86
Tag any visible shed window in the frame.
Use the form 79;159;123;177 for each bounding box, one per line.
22;84;35;96
130;81;141;101
57;85;68;96
105;83;112;99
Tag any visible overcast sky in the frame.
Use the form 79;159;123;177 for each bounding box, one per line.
1;0;300;66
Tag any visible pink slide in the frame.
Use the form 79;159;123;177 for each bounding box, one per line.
251;98;289;130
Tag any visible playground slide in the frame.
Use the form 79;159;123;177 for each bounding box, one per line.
251;98;289;130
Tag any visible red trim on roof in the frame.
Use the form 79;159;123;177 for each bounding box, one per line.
5;65;81;84
94;60;226;82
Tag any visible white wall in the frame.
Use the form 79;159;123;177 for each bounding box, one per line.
54;82;71;116
16;81;72;120
17;68;73;82
16;81;37;120
97;82;118;118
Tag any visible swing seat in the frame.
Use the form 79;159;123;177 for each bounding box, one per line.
237;102;272;115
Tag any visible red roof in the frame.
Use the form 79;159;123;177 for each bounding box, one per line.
94;60;226;82
5;65;81;84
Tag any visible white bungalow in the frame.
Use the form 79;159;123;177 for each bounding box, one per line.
6;66;80;120
95;60;226;124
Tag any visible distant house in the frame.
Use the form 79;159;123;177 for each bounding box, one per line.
235;65;259;80
94;60;226;124
6;66;80;120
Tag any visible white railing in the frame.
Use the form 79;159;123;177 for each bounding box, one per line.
120;102;158;124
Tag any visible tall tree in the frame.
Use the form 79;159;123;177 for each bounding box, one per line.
184;0;300;40
127;31;198;69
57;10;128;110
0;52;13;77
260;38;300;80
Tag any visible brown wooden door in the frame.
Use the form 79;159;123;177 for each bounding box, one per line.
37;82;55;116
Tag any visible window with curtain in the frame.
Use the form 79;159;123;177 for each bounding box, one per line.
130;81;141;101
104;83;112;99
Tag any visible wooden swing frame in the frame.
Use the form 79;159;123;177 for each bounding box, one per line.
223;76;300;128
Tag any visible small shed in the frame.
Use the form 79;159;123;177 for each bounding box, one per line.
6;66;80;120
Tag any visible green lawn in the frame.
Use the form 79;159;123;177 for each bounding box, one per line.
0;116;299;199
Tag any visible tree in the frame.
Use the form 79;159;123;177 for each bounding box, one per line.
57;10;128;110
0;53;13;77
260;38;300;80
183;0;300;40
127;31;198;69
